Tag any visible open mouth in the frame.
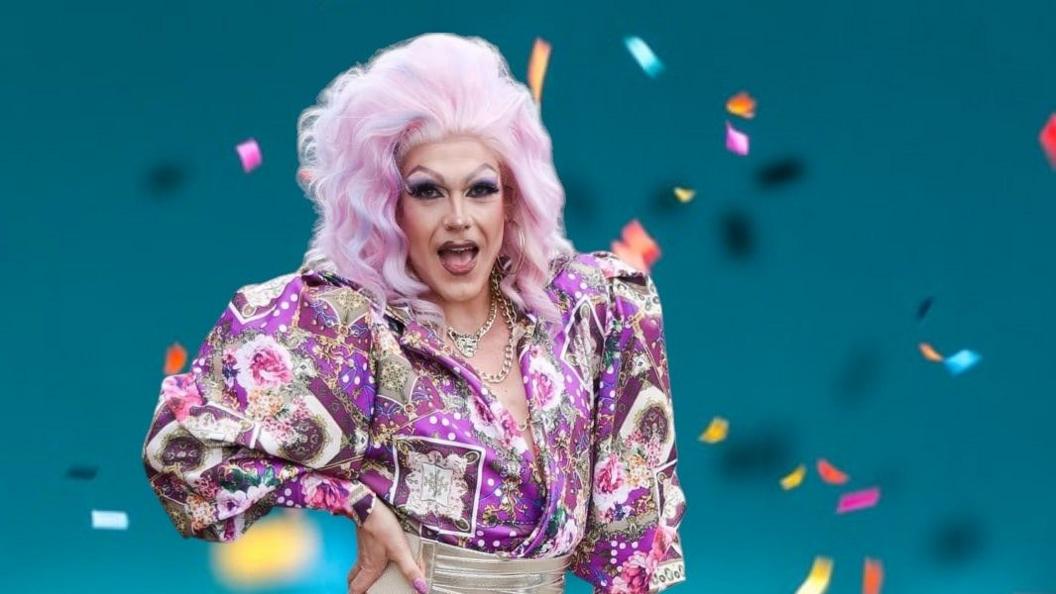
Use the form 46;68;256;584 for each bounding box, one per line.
437;241;480;276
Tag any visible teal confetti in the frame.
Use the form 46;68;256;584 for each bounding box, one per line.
624;36;664;78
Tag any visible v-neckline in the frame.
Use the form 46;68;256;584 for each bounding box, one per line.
310;267;547;465
389;307;544;452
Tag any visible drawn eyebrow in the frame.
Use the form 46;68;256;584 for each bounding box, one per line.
405;164;498;186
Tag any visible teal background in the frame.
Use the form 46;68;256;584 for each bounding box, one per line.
2;0;1054;592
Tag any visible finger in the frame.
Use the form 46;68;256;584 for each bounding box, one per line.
393;545;429;594
346;563;360;585
349;561;386;594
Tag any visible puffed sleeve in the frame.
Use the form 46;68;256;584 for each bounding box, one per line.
141;270;380;542
570;253;687;593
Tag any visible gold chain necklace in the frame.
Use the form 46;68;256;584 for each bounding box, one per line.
478;296;517;385
446;298;497;358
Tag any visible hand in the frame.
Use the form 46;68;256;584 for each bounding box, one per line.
346;502;429;594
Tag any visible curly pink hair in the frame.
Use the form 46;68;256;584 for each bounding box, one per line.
297;33;574;328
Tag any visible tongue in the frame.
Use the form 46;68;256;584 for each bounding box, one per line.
441;249;474;266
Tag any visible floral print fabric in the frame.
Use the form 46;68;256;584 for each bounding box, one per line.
142;251;686;593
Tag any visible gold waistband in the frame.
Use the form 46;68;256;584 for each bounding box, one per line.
369;532;570;594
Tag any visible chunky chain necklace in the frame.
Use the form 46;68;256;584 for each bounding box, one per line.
478;296;516;385
446;297;497;358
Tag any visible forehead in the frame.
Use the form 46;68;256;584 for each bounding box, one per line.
399;136;501;174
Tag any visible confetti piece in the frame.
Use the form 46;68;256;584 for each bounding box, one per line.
92;510;129;530
817;458;850;485
235;138;262;173
756;157;805;187
863;558;884;594
725;121;749;156
916;296;934;321
726;91;756;119
781;464;807;490
527;37;552;104
795;556;834;594
612;219;661;272
145;162;188;195
673;186;696;203
1040;114;1056;168
698;416;729;444
213;511;320;587
837;487;881;514
944;349;981;376
624;36;664;78
918;342;944;363
66;465;98;480
164;342;188;375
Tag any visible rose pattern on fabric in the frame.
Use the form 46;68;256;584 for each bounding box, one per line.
234;334;294;390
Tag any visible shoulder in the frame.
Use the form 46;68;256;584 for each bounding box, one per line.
218;267;377;339
547;251;660;323
548;250;651;295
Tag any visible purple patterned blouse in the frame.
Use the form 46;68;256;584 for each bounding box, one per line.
142;251;686;593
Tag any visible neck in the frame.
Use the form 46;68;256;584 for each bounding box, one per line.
439;286;493;333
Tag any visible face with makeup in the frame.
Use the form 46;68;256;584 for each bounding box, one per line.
397;136;507;309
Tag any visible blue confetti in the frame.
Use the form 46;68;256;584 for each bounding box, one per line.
624;36;664;78
944;349;981;376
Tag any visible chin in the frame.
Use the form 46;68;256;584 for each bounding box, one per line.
436;283;488;304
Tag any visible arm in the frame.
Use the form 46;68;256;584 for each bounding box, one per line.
571;253;687;593
141;272;378;542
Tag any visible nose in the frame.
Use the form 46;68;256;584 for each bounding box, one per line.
442;198;470;231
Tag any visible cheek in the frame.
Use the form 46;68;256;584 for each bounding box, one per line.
480;201;507;244
398;202;434;253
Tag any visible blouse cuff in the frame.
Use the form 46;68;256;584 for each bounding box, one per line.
347;484;377;526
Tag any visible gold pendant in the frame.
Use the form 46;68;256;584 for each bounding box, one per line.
451;334;479;358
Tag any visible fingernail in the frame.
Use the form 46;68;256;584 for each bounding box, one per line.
413;577;429;593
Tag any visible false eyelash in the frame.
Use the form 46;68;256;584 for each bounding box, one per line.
469;182;500;196
406;181;500;198
407;182;442;198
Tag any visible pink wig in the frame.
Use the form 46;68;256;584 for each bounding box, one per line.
297;33;574;328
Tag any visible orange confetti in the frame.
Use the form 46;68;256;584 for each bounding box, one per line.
817;458;849;485
726;91;756;119
611;219;661;273
527;37;552;104
164;342;188;375
863;558;883;594
918;342;944;363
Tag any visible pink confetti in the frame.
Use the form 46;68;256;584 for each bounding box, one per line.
725;121;749;156
236;138;262;173
837;487;881;514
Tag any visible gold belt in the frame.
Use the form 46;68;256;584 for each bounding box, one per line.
368;532;570;594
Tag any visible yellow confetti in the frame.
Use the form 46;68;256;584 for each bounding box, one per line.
527;37;552;104
780;464;807;490
212;510;319;587
698;416;729;444
795;556;834;594
673;187;696;203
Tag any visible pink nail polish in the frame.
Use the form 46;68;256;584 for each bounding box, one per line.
413;577;429;593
